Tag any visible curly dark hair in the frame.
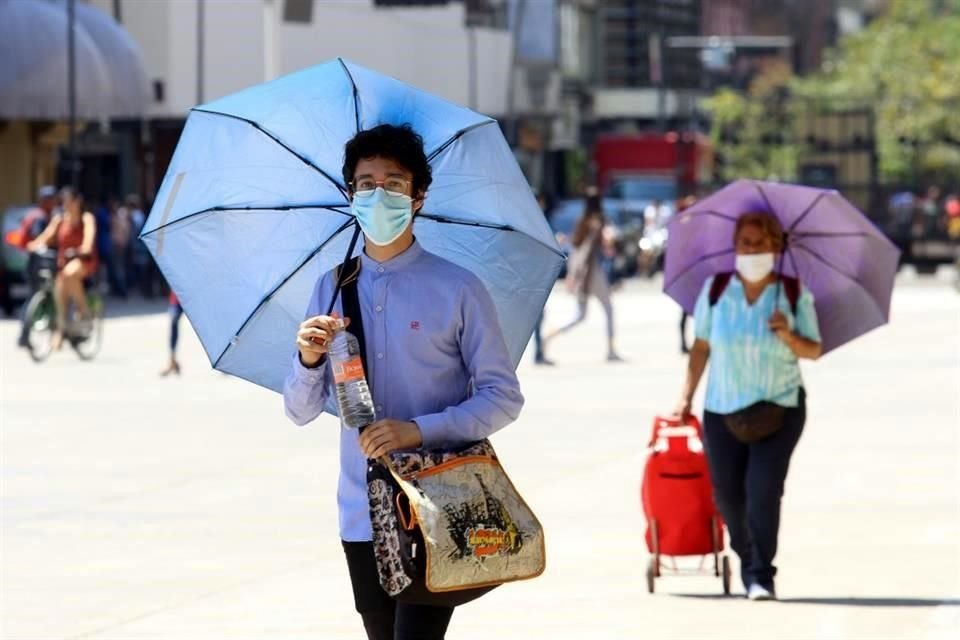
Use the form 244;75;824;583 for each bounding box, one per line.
342;124;432;197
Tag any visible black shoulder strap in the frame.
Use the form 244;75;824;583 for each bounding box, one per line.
709;272;734;306
780;275;800;315
337;256;367;375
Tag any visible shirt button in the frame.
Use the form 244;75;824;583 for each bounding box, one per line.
377;266;385;273
377;353;384;359
375;305;383;312
376;405;384;413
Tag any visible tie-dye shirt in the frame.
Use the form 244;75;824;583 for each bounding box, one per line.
694;275;821;414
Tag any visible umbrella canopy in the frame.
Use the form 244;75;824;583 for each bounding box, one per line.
664;179;901;354
0;0;148;119
141;58;563;392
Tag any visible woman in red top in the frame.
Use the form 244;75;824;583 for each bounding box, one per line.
28;187;98;350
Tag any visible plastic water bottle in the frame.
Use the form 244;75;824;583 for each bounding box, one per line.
328;322;376;429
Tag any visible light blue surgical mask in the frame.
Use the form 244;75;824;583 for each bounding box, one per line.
350;187;414;246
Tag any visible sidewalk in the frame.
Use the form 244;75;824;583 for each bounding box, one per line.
1;275;958;639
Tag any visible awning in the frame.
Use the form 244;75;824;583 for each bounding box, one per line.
0;0;149;120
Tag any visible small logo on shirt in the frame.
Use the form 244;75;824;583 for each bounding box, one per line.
410;321;421;331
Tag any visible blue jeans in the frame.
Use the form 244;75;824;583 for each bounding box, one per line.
703;389;806;590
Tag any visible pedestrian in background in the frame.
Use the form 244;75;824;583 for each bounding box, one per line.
545;192;622;362
532;190;554;366
161;291;183;376
111;197;132;292
95;198;127;298
674;211;822;601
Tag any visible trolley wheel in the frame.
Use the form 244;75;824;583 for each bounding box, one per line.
646;558;656;593
721;555;732;595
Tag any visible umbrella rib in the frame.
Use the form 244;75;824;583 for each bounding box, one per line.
417;213;566;258
790;243;886;321
662;247;735;293
790;230;869;239
754;181;778;216
786;191;828;233
192;107;350;200
418;212;514;231
337;58;361;134
213;218;358;368
140;204;352;239
426;120;498;162
675;209;739;222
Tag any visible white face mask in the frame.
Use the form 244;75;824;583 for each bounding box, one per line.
735;253;775;282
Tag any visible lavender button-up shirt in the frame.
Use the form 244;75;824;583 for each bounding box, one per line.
282;240;524;542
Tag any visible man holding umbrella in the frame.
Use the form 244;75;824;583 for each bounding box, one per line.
283;124;524;639
139;58;562;637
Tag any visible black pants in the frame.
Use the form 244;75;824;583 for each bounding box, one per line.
703;389;806;591
342;541;454;640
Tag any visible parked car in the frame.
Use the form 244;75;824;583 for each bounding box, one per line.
1;205;34;313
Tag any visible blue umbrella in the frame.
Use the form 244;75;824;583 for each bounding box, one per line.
140;58;563;392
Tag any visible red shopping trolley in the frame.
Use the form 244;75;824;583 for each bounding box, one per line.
640;414;731;594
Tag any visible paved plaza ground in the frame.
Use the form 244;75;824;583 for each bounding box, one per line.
1;270;958;639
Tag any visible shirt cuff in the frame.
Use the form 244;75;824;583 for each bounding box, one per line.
292;352;328;385
412;412;448;449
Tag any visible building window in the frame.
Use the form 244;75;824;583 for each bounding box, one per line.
283;0;313;24
600;0;702;89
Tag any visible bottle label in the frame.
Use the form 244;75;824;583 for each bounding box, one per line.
332;356;365;384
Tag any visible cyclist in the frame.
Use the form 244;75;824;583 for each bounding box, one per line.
27;187;98;351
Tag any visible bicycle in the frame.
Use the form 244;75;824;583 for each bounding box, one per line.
21;248;104;362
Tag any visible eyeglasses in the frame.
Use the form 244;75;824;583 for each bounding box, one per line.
351;177;412;197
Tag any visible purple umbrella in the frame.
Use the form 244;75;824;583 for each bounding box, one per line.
664;179;901;354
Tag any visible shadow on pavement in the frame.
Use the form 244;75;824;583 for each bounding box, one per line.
778;597;960;607
672;594;959;607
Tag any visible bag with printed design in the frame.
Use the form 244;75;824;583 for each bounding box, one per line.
366;440;546;606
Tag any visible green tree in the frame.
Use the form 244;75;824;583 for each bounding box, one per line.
705;60;798;182
793;0;960;183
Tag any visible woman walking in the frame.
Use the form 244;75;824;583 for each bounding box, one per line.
674;211;821;601
546;194;621;361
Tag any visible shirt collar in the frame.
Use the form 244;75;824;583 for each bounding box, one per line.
360;238;423;272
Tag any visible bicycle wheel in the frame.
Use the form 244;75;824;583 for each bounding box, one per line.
70;292;104;361
24;290;55;363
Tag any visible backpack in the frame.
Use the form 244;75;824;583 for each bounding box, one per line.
708;272;800;315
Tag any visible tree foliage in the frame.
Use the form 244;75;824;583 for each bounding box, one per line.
793;0;960;183
707;0;960;185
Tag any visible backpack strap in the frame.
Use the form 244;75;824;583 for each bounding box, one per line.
710;270;800;315
779;275;800;316
708;272;734;306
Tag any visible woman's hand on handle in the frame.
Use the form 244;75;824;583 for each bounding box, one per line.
673;397;693;422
